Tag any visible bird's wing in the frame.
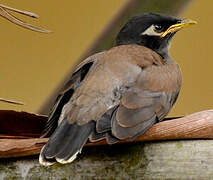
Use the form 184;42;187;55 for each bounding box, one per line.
109;59;182;141
40;51;105;137
93;67;181;143
89;46;182;143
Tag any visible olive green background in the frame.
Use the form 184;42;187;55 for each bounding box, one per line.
0;0;212;117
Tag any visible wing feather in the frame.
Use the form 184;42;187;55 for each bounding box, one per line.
41;52;104;137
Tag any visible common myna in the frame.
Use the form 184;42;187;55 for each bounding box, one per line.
39;13;196;166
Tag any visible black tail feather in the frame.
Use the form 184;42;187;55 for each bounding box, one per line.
39;118;95;165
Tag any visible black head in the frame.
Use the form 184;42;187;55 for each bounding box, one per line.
116;13;196;58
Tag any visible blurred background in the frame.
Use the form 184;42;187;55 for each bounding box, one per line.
0;0;212;117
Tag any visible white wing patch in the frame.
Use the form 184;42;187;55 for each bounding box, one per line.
141;25;163;36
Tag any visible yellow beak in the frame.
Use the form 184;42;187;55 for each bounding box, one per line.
160;19;197;38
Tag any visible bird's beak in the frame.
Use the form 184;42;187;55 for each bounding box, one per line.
160;19;197;38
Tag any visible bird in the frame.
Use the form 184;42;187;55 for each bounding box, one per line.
39;13;196;166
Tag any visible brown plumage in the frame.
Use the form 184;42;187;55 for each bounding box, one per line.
39;13;196;166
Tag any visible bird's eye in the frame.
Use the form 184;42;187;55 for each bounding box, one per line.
154;24;163;32
141;24;164;36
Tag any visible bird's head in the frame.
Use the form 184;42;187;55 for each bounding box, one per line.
116;13;196;59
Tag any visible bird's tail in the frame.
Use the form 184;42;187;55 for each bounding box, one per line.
39;118;95;166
